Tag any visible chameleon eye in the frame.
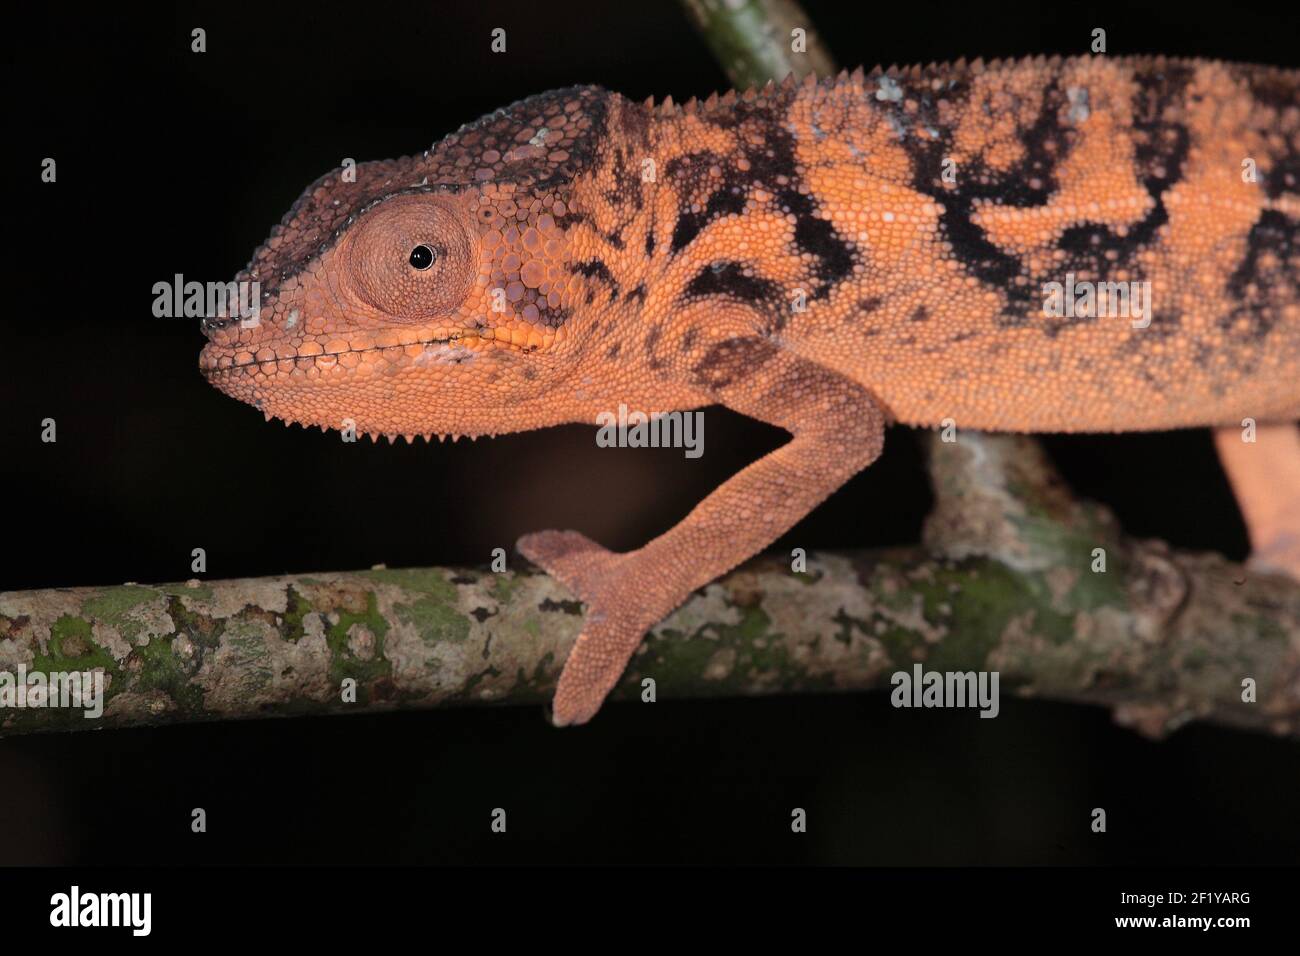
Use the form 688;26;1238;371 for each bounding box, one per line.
409;244;435;270
345;193;476;320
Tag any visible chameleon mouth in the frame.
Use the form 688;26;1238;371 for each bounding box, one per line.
199;320;565;378
197;330;519;378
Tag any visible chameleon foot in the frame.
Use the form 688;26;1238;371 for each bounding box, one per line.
1247;535;1300;581
517;529;625;601
518;529;657;726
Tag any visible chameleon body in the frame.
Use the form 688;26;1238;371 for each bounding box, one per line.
201;56;1300;725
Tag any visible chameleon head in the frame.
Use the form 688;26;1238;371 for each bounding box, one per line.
199;86;616;441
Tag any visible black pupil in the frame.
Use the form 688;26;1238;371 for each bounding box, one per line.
409;245;435;270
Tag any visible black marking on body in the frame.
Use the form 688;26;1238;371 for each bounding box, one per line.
1049;80;1189;295
670;185;747;254
1242;65;1300;116
1222;209;1298;341
1118;62;1194;245
1050;225;1152;338
1264;151;1300;201
742;105;857;299
676;90;861;301
692;337;780;391
644;322;667;370
1242;63;1300;198
544;301;573;329
618;98;655;147
665;150;747;254
904;77;1076;325
1039;67;1193;339
1017;80;1074;197
605;144;645;211
683;261;782;306
784;186;856;299
551;207;587;233
573;259;620;302
1057;224;1129;280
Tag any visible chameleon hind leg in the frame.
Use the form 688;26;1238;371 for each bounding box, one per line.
1214;422;1300;580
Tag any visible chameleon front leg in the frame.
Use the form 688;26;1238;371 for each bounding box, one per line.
519;338;885;725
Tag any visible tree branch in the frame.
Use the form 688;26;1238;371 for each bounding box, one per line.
680;0;836;89
2;533;1297;738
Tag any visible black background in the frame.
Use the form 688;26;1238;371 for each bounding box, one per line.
4;0;1298;865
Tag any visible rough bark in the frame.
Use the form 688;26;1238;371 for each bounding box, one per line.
2;512;1297;738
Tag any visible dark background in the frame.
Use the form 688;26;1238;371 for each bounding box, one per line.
4;0;1297;864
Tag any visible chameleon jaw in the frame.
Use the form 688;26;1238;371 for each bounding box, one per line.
197;323;567;379
200;331;470;375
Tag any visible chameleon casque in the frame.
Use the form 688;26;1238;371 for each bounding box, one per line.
200;55;1300;726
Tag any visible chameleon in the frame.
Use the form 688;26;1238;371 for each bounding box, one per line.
199;55;1300;726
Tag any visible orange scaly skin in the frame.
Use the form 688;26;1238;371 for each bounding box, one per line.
201;56;1300;725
